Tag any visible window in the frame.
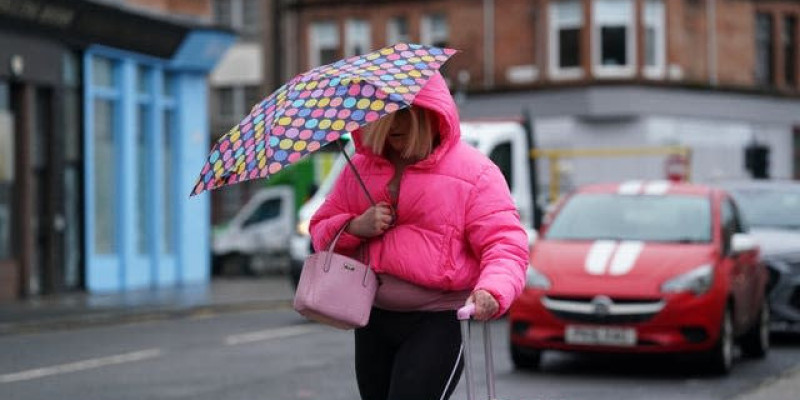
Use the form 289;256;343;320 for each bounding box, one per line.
345;19;371;57
94;98;116;254
0;81;12;260
421;13;449;48
756;13;775;86
244;85;262;113
136;103;150;254
217;87;235;119
241;0;261;36
794;127;800;180
213;0;232;27
216;85;261;121
545;194;712;243
643;0;666;78
92;57;115;87
593;0;635;78
720;198;744;254
162;73;177;255
784;16;797;86
163;108;175;254
213;0;260;39
489;143;514;191
135;66;152;254
387;16;410;45
243;198;283;228
309;21;339;68
549;0;583;79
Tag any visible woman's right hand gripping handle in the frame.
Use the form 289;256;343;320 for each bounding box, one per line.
346;201;395;238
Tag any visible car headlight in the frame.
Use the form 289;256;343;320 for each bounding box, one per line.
526;265;551;290
296;220;310;236
661;264;714;295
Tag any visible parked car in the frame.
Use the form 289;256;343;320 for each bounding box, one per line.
716;180;800;332
509;181;769;374
212;186;294;276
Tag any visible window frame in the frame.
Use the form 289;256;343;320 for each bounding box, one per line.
755;12;775;86
308;21;340;68
643;0;666;79
592;0;637;79
345;19;371;57
387;16;411;45
548;0;585;80
783;15;797;87
420;13;449;48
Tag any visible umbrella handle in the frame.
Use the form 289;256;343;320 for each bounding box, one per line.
337;140;377;207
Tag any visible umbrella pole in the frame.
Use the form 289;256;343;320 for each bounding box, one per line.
337;140;376;207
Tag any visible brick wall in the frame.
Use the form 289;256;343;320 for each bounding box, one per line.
125;0;211;18
286;0;800;93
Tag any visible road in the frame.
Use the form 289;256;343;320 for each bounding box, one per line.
1;308;799;400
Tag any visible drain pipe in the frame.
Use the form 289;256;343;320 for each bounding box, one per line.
484;0;494;89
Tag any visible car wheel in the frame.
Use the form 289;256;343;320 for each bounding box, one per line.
510;344;541;370
741;301;770;359
706;305;734;375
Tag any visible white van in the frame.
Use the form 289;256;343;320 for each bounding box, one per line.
212;185;295;276
287;120;536;287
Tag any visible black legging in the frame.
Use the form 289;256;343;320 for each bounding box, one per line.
355;308;464;400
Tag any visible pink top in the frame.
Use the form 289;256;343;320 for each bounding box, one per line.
374;274;471;312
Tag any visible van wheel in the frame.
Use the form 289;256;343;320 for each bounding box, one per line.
741;301;770;359
510;344;541;370
705;305;734;375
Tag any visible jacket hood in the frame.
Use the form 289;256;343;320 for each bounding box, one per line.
352;71;461;168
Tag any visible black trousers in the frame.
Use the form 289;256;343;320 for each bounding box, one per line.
355;308;464;400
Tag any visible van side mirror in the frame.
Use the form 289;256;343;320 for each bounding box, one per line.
526;229;538;246
731;233;758;254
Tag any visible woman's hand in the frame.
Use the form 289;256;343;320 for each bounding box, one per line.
466;290;499;321
347;202;395;238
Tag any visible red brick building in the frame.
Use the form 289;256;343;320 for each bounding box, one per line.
279;0;799;94
276;0;799;185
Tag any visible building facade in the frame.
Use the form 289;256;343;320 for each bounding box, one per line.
278;0;799;189
0;0;234;300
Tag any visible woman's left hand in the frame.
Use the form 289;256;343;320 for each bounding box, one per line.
466;290;499;321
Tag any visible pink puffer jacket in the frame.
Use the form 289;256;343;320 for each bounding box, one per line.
309;72;528;315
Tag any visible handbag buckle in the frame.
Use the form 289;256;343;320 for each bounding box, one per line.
343;264;356;271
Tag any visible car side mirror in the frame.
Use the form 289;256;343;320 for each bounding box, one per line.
731;233;758;254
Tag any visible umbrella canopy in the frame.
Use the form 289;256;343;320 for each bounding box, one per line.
191;43;457;196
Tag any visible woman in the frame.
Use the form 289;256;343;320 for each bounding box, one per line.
309;71;528;400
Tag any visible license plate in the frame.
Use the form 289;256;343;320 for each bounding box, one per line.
565;325;637;346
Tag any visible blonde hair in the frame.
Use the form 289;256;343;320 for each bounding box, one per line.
362;106;435;160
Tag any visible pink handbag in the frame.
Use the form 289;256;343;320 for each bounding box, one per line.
293;224;379;330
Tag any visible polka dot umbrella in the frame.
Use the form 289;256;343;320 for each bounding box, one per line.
191;43;458;196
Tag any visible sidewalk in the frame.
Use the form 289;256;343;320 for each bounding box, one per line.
733;365;800;400
0;276;295;336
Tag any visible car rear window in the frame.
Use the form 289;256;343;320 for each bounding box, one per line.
545;193;712;243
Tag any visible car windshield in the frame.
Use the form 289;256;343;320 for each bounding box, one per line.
727;188;800;230
545;193;712;243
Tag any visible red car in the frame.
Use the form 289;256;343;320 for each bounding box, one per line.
509;181;770;374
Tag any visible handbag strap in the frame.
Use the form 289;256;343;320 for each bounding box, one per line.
323;222;372;270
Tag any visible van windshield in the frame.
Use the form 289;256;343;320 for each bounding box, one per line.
545;193;712;243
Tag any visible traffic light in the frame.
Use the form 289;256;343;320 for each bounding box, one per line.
744;142;770;179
